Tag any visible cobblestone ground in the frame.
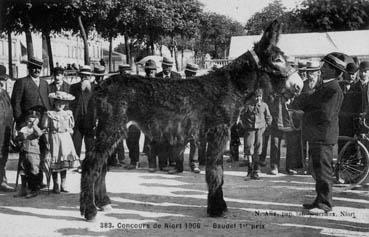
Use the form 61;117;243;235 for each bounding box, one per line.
0;152;368;237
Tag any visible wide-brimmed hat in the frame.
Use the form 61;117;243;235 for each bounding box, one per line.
346;63;359;74
53;66;64;75
79;65;93;75
321;52;348;72
48;91;75;101
162;57;174;67
359;61;369;71
185;63;199;73
0;65;10;80
145;59;157;70
25;56;43;69
305;61;321;71
93;65;106;76
119;64;131;71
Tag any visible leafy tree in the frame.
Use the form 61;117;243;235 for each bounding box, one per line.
296;0;369;31
196;12;246;59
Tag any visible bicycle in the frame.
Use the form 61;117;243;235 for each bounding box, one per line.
335;113;369;187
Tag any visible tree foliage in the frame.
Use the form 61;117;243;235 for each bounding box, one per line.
297;0;369;31
196;12;246;59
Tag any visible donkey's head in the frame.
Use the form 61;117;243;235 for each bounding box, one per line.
227;20;303;100
252;20;303;98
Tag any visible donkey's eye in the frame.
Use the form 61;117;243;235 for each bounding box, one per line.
274;58;283;63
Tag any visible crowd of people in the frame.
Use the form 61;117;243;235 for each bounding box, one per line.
0;52;367;215
0;55;204;198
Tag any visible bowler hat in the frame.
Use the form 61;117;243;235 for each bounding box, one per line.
26;56;43;69
321;52;348;72
119;64;131;71
305;61;321;71
93;65;106;76
297;61;307;71
53;66;64;75
162;57;174;66
79;65;93;75
185;63;199;73
48;91;75;101
346;63;359;74
359;61;369;71
145;60;157;70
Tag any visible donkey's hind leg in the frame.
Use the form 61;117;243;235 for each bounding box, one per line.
206;125;229;217
94;157;111;211
80;151;102;221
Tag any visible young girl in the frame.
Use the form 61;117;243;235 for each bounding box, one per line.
42;91;79;194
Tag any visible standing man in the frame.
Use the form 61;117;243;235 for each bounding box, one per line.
11;56;51;129
11;56;51;191
168;63;201;174
0;65;14;192
49;67;70;110
69;65;95;161
156;57;181;79
155;57;181;171
295;52;346;215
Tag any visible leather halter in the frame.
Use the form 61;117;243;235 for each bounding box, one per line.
248;49;261;69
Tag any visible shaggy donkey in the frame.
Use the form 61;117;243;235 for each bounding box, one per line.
80;20;303;221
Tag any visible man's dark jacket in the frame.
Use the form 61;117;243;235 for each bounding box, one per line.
294;80;343;144
11;76;51;126
155;71;182;79
69;82;95;130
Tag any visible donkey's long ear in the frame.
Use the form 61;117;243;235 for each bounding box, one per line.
258;19;282;51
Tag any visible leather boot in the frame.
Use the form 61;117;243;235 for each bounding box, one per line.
52;172;60;194
60;170;68;193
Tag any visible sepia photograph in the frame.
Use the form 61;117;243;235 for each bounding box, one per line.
0;0;368;236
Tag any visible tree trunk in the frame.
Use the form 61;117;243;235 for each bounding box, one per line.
150;41;155;55
7;29;13;78
181;48;184;70
109;36;113;72
25;28;34;59
159;44;163;56
124;34;130;65
44;32;54;73
78;16;90;65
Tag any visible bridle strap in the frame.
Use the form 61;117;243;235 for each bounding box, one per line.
249;49;261;69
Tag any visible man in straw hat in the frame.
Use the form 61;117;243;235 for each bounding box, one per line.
118;64;131;75
11;56;51;129
11;56;51;189
156;57;181;79
69;65;95;163
293;52;348;215
93;65;107;84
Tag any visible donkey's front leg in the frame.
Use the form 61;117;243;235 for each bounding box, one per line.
94;157;111;211
205;125;229;217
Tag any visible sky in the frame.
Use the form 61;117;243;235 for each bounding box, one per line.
199;0;303;24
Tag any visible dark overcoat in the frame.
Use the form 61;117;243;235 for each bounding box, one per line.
11;76;51;126
295;80;344;144
69;82;95;130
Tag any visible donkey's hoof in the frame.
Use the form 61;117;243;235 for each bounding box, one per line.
85;215;97;222
207;207;228;217
101;204;113;212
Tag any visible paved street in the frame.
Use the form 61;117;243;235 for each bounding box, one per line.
0;152;368;237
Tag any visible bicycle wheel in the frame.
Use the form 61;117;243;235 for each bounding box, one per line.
335;140;369;185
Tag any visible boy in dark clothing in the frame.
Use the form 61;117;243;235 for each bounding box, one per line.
239;89;272;179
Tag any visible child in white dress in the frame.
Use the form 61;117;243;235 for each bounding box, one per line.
42;91;79;194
